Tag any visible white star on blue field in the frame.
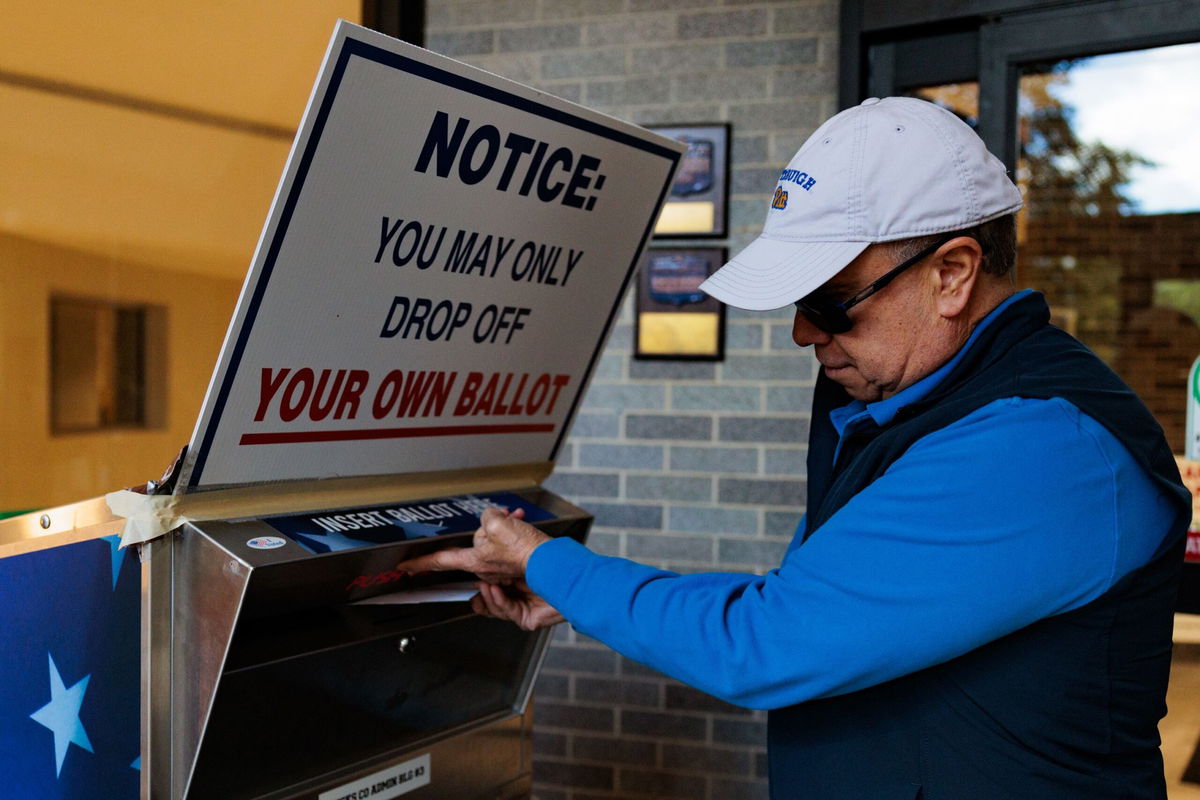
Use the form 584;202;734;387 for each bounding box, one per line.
396;520;445;538
1;537;140;796
300;529;381;552
317;519;446;550
101;536;126;589
29;653;93;777
291;520;447;552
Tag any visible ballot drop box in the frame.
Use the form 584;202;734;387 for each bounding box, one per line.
0;21;682;799
0;487;589;800
153;490;589;800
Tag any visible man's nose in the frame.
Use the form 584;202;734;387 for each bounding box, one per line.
792;308;832;347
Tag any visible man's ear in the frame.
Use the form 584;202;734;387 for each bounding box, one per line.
931;236;983;319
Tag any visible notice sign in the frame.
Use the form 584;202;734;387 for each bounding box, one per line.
178;21;682;491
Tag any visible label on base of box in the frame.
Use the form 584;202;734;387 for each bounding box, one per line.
319;753;430;800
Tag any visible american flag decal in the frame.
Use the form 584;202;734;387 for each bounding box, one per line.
0;537;140;798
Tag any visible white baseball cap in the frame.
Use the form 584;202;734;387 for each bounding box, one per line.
699;96;1023;311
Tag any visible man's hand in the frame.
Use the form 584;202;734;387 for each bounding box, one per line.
395;506;551;583
472;580;564;631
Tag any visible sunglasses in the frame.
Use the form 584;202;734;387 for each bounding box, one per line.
793;235;955;333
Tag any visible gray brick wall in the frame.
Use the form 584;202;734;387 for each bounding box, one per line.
426;2;838;797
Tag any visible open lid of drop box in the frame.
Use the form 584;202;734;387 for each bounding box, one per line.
176;20;684;494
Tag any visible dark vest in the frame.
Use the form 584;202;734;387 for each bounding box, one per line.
771;292;1191;799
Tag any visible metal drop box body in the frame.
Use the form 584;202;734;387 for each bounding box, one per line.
142;485;591;799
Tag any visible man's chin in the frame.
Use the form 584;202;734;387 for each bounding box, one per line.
825;369;878;403
824;365;858;390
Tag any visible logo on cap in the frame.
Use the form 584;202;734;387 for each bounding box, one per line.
779;169;816;191
772;186;789;210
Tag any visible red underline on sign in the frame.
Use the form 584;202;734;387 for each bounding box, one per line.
238;423;556;445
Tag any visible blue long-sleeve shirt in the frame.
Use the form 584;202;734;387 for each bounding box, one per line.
526;292;1177;710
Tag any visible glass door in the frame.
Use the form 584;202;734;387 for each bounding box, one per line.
871;0;1200;454
1012;43;1200;448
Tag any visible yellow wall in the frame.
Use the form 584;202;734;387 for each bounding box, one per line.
0;1;360;127
0;0;361;278
0;235;240;508
0;1;360;508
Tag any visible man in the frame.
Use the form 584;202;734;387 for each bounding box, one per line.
400;97;1191;798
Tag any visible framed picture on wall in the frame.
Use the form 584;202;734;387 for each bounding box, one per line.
634;247;726;361
648;123;730;238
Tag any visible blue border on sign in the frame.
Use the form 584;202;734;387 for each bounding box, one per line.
188;34;680;491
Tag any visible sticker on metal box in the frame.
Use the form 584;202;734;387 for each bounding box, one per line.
245;536;287;550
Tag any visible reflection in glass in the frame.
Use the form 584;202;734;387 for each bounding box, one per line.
908;82;980;128
1025;43;1200;216
1018;43;1200;448
910;45;1200;448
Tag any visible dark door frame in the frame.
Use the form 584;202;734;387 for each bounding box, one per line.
840;0;1200;167
362;0;426;46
